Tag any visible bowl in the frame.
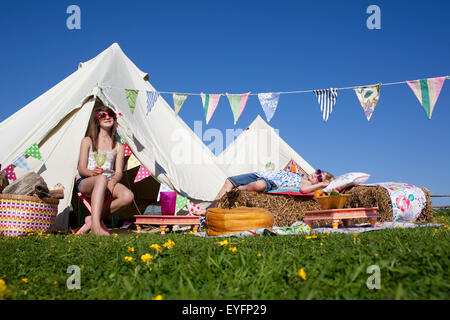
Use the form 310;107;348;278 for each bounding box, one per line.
315;194;351;210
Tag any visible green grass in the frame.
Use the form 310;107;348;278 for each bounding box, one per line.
0;210;449;300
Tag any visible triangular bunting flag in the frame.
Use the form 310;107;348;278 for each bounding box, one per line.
125;89;139;114
188;201;201;215
226;92;251;125
313;88;338;122
406;77;445;119
2;164;17;181
157;183;173;202
173;93;188;115
24;143;42;160
354;84;381;121
126;154;141;170
134;165;152;183
200;93;221;125
12;153;30;171
258;92;280;122
123;144;132;156
174;194;190;214
146;91;159;115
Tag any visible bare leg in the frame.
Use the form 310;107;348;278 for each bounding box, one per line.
101;183;134;219
194;179;235;216
237;180;267;192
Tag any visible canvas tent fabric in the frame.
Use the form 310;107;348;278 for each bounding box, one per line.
217;115;315;177
0;43;228;229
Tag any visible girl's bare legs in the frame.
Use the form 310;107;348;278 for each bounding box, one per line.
77;175;110;236
194;179;266;216
101;183;134;219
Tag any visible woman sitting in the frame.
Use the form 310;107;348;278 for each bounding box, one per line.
75;105;134;236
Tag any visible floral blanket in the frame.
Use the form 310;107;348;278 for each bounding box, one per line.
364;182;427;222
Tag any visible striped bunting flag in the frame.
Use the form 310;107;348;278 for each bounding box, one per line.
313;88;338;122
406;77;446;119
200;93;221;125
146;91;159;115
226;92;250;125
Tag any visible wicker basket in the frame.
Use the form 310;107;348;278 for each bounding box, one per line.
0;194;59;237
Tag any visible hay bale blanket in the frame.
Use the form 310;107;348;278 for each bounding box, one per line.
216;185;434;227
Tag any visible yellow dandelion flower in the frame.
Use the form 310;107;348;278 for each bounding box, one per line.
353;233;358;238
124;256;133;262
152;294;163;300
149;244;162;253
257;253;262;257
127;246;135;253
228;247;237;253
137;226;141;230
219;239;229;246
397;225;403;228
141;253;153;263
305;236;312;240
52;281;58;286
434;229;438;233
162;239;175;249
98;242;102;245
21;278;29;283
0;279;6;292
114;233;118;238
298;268;307;281
312;234;317;239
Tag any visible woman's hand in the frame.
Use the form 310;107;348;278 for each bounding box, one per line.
320;180;331;188
92;166;104;176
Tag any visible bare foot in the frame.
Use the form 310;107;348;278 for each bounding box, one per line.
91;224;111;236
76;216;92;235
76;216;111;235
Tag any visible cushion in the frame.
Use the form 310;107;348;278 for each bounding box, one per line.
267;186;314;196
322;172;371;193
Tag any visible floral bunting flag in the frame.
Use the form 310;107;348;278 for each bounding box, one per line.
226;92;251;125
173;93;188;115
24;143;42;160
126;154;141;170
313;88;338;122
200;93;221;125
146;91;159;115
12;154;30;171
406;77;446;119
2;164;16;181
354;84;381;121
125;89;139;114
258;92;280;122
134;165;152;183
175;194;190;214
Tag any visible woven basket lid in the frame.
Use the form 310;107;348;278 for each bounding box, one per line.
0;193;59;205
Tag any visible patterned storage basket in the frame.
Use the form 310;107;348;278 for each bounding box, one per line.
0;194;59;237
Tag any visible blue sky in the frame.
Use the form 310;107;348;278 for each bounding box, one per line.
1;1;449;204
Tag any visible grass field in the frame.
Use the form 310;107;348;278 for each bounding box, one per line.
0;210;449;300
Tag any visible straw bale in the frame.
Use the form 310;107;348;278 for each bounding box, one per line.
216;185;434;227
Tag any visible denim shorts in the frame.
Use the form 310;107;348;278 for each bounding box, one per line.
227;173;277;192
75;177;87;193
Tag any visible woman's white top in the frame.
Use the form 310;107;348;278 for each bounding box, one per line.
86;149;117;180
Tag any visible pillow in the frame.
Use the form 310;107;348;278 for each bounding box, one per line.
322;172;370;193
